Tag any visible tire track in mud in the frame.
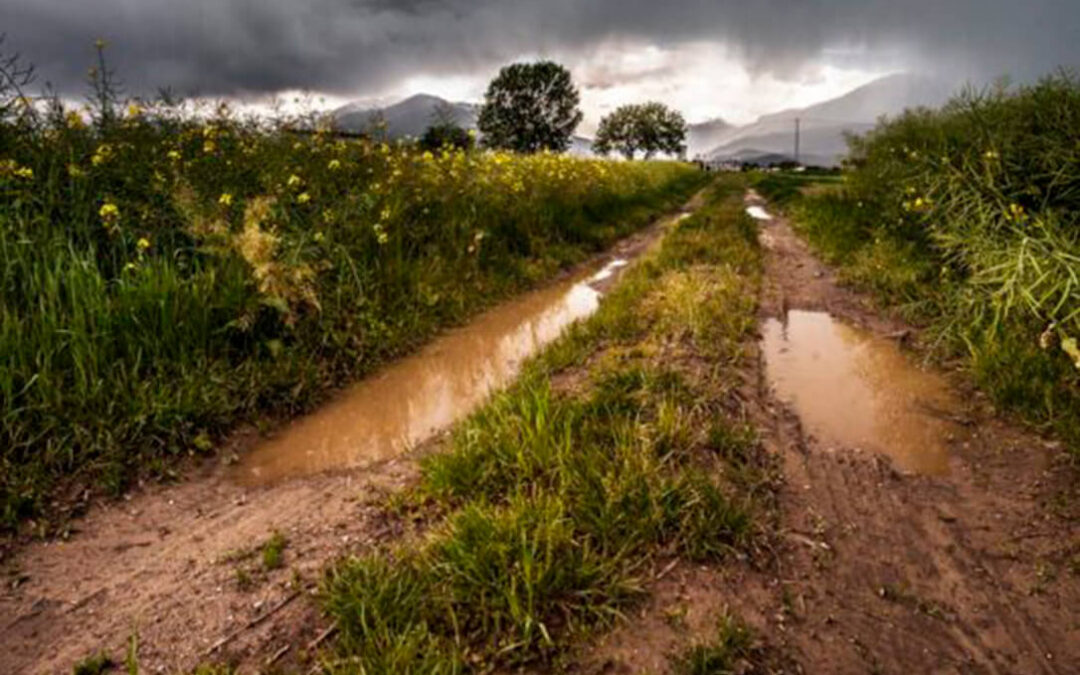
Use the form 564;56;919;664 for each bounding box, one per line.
741;190;1079;674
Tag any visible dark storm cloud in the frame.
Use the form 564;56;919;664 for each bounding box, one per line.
1;0;1078;99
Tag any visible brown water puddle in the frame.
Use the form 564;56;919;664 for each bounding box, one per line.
234;253;647;485
762;310;960;475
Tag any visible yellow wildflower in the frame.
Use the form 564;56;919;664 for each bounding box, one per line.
219;193;234;206
1062;335;1080;371
124;262;138;272
14;166;33;180
65;111;85;129
137;237;151;251
91;144;113;167
99;202;120;224
127;102;143;118
167;150;181;162
373;224;389;245
327;159;341;171
203;140;216;154
297;192;311;204
313;231;325;243
286;174;302;188
1008;203;1026;221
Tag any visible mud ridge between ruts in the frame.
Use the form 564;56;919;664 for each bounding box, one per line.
723;190;1080;674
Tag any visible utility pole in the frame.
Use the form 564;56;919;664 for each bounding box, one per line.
794;117;801;166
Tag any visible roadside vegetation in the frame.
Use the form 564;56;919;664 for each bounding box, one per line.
0;46;705;529
757;72;1080;455
321;176;778;672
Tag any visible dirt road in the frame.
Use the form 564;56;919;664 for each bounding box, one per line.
2;188;1077;674
735;191;1080;673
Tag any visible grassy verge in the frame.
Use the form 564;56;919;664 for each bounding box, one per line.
755;73;1080;457
321;175;776;672
1;100;705;529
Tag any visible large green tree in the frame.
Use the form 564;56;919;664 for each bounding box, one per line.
593;102;688;160
477;61;583;153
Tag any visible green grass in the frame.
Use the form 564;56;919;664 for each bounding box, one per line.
0;86;706;529
261;531;288;570
321;176;773;672
759;72;1080;456
71;651;112;675
753;169;842;208
671;614;756;675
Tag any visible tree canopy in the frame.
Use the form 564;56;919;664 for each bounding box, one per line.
477;61;583;153
593;102;688;160
419;101;474;152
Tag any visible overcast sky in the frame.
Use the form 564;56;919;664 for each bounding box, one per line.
3;0;1078;126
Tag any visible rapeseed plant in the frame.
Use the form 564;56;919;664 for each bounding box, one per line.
0;82;703;526
765;71;1080;454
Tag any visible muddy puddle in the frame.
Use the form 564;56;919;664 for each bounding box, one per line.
235;253;647;485
762;310;961;474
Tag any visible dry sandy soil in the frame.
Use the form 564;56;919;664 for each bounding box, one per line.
3;189;1078;674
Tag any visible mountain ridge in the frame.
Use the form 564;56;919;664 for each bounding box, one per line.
330;72;957;165
702;73;956;165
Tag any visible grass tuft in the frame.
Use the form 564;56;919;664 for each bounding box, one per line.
261;530;287;570
72;652;112;675
672;614;756;675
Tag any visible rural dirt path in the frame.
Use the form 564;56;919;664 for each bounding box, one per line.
729;190;1080;673
0;201;696;675
3;187;1079;674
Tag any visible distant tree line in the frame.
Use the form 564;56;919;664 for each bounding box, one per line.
419;60;688;159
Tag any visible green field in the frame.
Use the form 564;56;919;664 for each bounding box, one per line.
0;104;705;528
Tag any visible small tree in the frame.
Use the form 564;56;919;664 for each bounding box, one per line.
477;61;583;153
419;122;473;152
419;101;474;152
594;102;687;160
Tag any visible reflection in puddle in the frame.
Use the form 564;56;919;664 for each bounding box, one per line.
235;261;623;485
762;310;958;475
746;206;773;221
589;259;628;283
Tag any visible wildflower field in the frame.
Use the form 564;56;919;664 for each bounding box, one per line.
758;72;1080;454
0;102;704;527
